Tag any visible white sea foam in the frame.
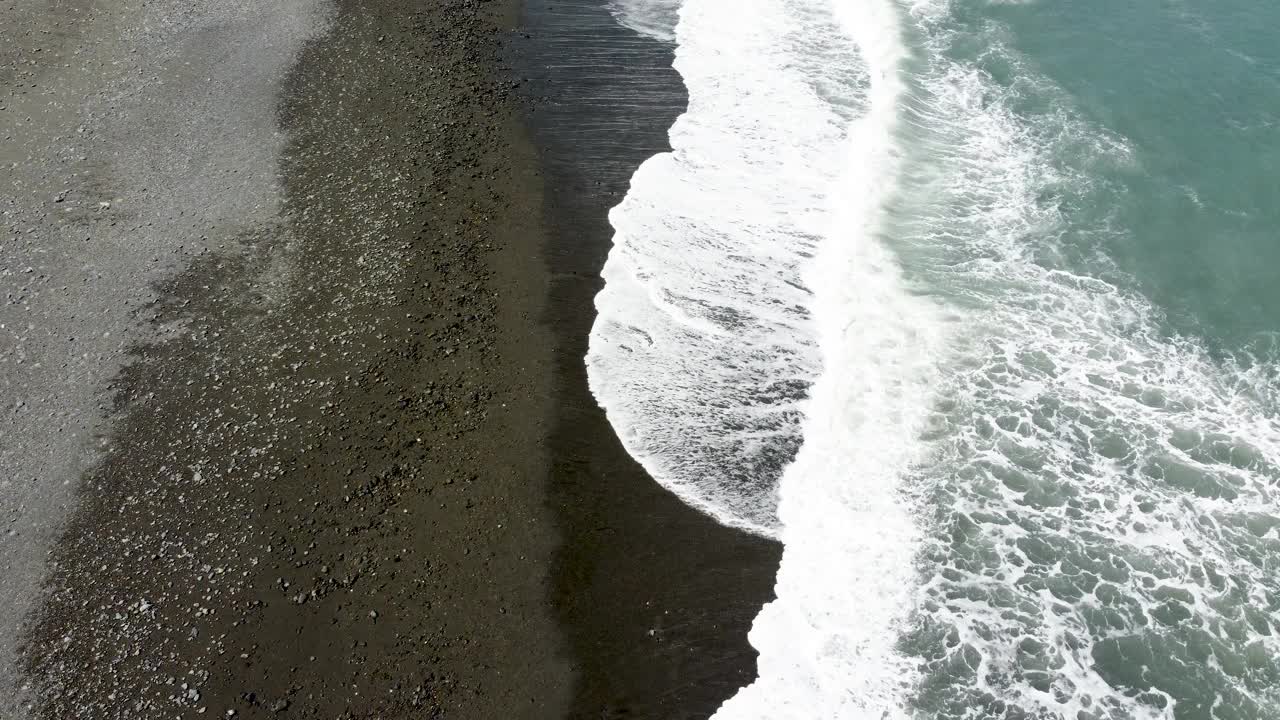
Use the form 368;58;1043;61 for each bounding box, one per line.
596;0;944;714
713;0;947;716
884;7;1280;714
589;0;877;534
598;0;1280;716
606;0;681;42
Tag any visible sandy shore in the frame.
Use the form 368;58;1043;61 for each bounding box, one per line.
3;0;779;717
9;0;570;716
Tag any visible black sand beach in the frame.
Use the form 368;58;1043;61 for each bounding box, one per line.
3;0;779;718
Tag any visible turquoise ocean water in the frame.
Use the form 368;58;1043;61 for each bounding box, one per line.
594;0;1280;716
894;1;1280;716
971;0;1280;353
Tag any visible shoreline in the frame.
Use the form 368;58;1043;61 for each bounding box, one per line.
515;0;783;716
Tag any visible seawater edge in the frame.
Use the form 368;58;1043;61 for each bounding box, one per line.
513;0;784;717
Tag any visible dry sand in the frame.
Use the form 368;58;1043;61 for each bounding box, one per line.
2;0;329;713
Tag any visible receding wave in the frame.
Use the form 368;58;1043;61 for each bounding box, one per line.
588;0;880;534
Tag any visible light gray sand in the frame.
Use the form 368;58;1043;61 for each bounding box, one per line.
0;1;329;713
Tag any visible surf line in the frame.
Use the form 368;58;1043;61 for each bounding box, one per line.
712;0;946;716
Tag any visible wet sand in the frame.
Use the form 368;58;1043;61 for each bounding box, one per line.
4;0;779;717
515;1;783;717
